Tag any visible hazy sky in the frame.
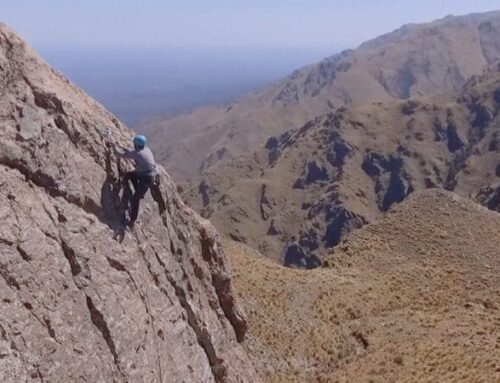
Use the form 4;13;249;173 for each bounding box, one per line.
1;0;499;49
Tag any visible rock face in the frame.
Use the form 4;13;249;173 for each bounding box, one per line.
361;151;413;211
0;24;259;382
189;69;500;266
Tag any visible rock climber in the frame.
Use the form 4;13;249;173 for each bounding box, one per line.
113;135;157;228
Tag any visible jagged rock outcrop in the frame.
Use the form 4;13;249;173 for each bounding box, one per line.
475;182;500;210
0;23;259;382
293;160;329;189
285;190;367;265
362;151;414;211
259;184;274;221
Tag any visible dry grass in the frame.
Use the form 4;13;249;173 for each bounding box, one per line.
225;190;500;382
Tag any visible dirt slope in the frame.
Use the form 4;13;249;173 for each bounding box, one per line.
226;190;500;382
144;11;500;181
0;23;259;382
190;68;500;266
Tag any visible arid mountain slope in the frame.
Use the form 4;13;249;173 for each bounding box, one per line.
144;11;500;181
0;24;259;382
189;68;500;266
227;190;500;382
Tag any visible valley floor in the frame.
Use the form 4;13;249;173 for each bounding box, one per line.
224;190;500;382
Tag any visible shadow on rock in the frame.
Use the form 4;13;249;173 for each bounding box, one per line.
100;149;128;242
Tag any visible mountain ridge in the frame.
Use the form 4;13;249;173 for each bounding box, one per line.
227;189;500;382
143;10;500;182
189;67;500;266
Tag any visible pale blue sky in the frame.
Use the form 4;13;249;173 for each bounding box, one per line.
1;0;499;49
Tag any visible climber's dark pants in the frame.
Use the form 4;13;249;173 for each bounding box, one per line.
122;171;153;223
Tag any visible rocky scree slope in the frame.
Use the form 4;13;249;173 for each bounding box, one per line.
144;10;500;181
191;69;500;267
227;190;500;382
0;24;259;382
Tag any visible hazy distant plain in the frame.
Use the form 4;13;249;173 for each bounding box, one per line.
40;46;337;126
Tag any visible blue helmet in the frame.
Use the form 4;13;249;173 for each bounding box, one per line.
133;135;147;149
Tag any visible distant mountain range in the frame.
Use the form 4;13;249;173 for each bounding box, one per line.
144;10;500;184
146;11;500;266
191;68;500;266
